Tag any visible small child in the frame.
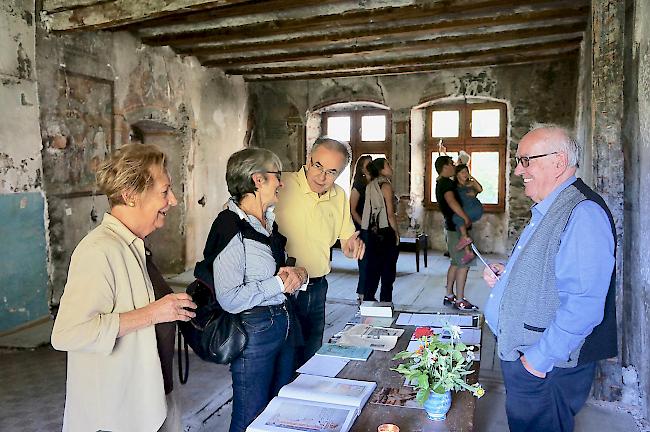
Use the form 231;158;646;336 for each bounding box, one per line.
452;164;484;265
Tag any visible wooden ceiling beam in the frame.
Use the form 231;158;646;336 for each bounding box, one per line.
199;22;585;67
44;0;256;31
42;0;111;14
140;0;586;46
222;37;582;75
243;50;579;81
182;8;586;56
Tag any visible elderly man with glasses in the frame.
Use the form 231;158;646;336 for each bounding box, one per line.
275;136;365;368
482;124;617;432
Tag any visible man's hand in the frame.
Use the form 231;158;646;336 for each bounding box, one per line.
520;354;546;378
341;231;365;260
482;263;505;288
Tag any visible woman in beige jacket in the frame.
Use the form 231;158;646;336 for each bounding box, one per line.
51;144;196;432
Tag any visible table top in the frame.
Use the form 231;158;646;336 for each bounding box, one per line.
338;317;480;432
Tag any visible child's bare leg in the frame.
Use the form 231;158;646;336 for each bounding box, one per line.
456;224;473;250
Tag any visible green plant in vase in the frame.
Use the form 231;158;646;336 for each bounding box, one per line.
392;324;484;420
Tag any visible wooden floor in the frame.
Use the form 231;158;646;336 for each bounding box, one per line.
166;248;506;432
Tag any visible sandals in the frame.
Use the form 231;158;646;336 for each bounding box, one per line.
443;294;456;306
455;298;479;310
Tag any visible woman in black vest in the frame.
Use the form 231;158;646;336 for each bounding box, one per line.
361;158;400;302
194;148;307;432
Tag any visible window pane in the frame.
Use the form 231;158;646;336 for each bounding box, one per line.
471;109;500;137
431;111;459;138
470;152;499;204
326;116;350;142
430;152;458;203
361;115;386;141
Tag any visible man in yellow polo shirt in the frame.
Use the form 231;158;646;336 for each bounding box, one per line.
276;137;365;367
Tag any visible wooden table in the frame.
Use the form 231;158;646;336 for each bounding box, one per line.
338;321;479;431
399;234;428;272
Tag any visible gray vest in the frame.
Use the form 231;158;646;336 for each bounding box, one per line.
497;184;586;367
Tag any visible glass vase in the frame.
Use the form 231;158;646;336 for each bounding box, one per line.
423;390;452;421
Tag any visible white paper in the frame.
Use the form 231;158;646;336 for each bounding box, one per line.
297;355;349;377
405;339;480;361
396;313;475;327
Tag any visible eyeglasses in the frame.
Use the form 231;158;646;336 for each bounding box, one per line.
514;152;559;168
265;171;282;181
309;158;339;179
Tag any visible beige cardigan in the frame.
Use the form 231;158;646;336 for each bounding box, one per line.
52;213;166;432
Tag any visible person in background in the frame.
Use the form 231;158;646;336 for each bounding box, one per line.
194;148;307;432
52;144;196;432
275;136;365;368
452;163;484;265
434;155;478;310
350;155;373;304
483;124;617;432
360;158;400;303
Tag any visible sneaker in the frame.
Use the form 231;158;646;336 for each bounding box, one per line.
455;298;478;310
460;251;475;265
443;294;456;306
456;236;473;251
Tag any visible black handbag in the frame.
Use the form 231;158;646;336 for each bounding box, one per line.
178;279;248;365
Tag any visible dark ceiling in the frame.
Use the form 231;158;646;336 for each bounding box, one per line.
43;0;589;81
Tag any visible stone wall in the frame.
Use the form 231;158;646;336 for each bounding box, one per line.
249;59;578;254
0;5;249;329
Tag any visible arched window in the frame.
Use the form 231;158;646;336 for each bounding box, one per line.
320;106;391;195
425;100;507;212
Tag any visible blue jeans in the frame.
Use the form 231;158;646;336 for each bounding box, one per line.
293;277;328;368
229;303;294;432
500;359;596;432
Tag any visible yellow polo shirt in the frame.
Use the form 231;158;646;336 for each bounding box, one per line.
275;168;356;278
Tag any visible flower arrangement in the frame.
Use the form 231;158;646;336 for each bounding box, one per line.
392;324;485;404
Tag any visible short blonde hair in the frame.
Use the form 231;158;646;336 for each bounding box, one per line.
96;144;167;207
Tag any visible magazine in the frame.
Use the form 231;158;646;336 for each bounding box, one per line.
316;343;373;361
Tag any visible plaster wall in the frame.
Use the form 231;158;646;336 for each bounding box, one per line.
36;29;247;306
0;0;50;331
249;59;578;254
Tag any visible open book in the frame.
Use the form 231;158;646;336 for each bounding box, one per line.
246;375;376;432
279;375;376;415
246;397;357;432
